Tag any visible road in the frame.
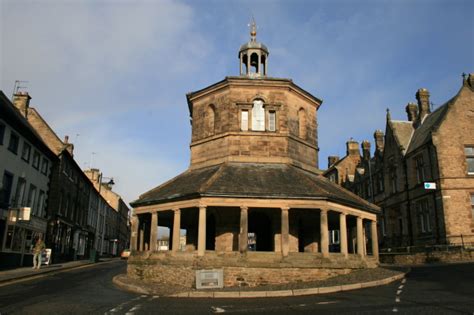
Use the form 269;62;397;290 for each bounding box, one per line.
0;260;473;314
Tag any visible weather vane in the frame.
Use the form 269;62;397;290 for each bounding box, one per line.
248;16;257;41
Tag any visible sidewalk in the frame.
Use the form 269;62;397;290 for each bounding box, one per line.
0;258;117;286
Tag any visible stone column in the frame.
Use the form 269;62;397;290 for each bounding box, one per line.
130;215;138;251
239;206;248;253
198;206;207;256
357;216;365;257
371;220;379;260
258;52;261;75
172;208;181;252
339;212;348;257
150;211;158;251
281;207;289;257
240;53;243;75
139;225;144;252
320;209;329;257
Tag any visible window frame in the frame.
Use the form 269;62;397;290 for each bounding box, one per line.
8;132;20;155
21;141;32;163
251;99;265;131
415;155;425;184
41;158;49;175
268;110;276;132
241;110;249;131
0;123;5;145
465;146;474;175
32;151;40;170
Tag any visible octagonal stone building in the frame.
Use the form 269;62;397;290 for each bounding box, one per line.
128;23;380;288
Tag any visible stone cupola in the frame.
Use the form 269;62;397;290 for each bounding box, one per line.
238;18;269;77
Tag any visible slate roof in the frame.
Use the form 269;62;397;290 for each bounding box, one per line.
131;163;380;213
405;97;452;155
390;121;414;154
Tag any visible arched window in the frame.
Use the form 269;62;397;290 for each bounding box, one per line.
252;99;265;131
207;105;215;136
298;108;307;139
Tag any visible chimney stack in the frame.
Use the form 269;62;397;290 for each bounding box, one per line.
12;92;31;119
416;88;430;122
361;140;371;161
468;73;474;88
328;156;340;168
63;135;74;156
374;130;384;154
346;138;360;156
406;102;418;122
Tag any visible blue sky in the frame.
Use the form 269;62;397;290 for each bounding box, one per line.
2;0;473;204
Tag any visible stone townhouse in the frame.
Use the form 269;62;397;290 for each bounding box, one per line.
0;91;57;268
128;23;380;288
325;74;474;248
84;168;130;256
12;92;97;262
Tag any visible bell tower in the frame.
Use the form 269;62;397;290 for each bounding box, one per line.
239;19;269;77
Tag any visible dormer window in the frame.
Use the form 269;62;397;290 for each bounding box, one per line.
252;99;265;131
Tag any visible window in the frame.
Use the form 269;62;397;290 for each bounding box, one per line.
37;190;45;218
298;108;307;139
268;111;276;131
415;155;425;184
0;123;5;145
0;171;14;208
27;184;37;214
377;172;384;193
251;99;265;131
241;110;249;131
417;199;431;233
8;132;19;154
390;167;397;194
21;142;31;163
465;146;474;175
32;151;40;169
41;158;49;175
471;193;474;223
13;177;26;207
207;105;215;136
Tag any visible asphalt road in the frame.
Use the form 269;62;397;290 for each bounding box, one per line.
0;260;473;314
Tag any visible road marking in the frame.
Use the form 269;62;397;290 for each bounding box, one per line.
317;301;338;305
396;290;402;295
395;297;400;303
398;285;404;289
401;279;406;284
211;306;226;313
393;307;398;312
105;296;144;314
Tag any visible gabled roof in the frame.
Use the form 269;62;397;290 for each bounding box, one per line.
389;120;413;155
405;97;452;155
131;163;380;213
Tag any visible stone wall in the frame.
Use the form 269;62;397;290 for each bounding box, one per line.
127;251;376;288
380;249;474;265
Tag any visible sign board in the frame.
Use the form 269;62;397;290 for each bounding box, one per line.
196;269;224;289
424;182;437;190
42;248;52;266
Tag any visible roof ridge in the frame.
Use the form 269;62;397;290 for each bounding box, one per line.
199;163;226;193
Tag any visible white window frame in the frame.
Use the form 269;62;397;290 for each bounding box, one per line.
251;100;265;131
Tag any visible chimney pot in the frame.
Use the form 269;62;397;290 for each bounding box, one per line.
328;156;340;168
406;102;418;122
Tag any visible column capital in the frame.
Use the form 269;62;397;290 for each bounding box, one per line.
320;208;328;214
240;205;248;211
199;204;207;210
281;206;290;212
173;208;181;213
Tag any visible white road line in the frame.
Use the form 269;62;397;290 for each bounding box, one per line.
396;290;402;295
395;297;400;303
105;296;144;314
317;301;338;305
211;306;226;313
393;307;398;312
398;285;404;289
401;278;406;284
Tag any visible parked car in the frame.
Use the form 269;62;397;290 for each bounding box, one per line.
120;249;131;259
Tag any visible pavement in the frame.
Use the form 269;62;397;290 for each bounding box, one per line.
112;265;409;298
0;257;119;287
